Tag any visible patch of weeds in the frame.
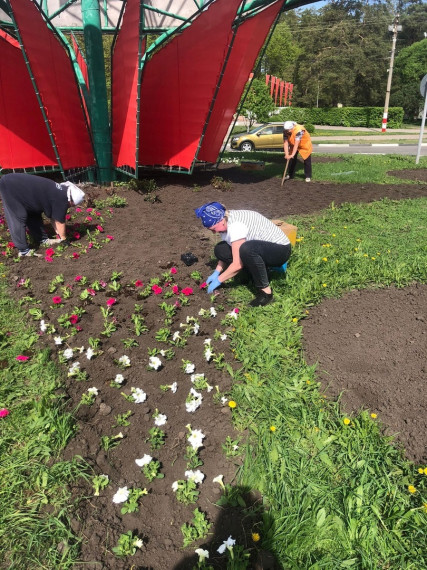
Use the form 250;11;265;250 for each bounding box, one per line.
181;508;212;547
210;176;233;191
93;195;128;209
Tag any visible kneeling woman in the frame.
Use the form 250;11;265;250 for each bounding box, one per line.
195;202;291;307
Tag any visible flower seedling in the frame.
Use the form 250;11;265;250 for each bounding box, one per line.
112;531;144;557
120;487;148;514
121;338;139;348
146;427;166;450
155;327;170;343
184;444;203;470
110;373;125;388
80;387;98;405
92;474;109;496
131;313;148;336
160;381;178;393
116;355;131;369
181;508;212;548
222;436;241;458
48;274;64;293
113;410;132;427
172;479;199;505
137;456;164;483
100;432;124;451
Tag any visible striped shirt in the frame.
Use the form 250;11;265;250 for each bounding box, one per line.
221;210;290;246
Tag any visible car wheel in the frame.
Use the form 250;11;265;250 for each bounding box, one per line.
240;141;254;152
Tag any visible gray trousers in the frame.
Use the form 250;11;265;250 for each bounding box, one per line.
0;189;48;251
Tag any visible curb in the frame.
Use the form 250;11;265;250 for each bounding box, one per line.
315;143;427;147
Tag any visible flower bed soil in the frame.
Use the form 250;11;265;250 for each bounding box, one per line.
2;161;426;569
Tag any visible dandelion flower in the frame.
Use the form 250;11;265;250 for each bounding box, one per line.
408;485;416;494
343;418;351;425
371;413;377;419
135;454;152;467
112;486;129;504
252;532;260;542
228;400;237;409
270;426;276;432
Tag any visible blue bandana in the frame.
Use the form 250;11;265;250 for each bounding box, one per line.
194;202;226;228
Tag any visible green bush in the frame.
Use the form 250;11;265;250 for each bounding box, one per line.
277;107;404;128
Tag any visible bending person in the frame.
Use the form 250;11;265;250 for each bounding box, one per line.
283;120;313;182
195;202;291;307
0;173;85;257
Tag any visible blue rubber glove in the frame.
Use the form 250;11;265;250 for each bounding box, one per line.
207;276;221;294
206;270;220;285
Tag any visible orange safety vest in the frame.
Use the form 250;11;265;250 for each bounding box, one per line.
287;123;312;160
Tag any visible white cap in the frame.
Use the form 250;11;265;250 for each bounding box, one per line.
283;121;295;131
62;181;85;206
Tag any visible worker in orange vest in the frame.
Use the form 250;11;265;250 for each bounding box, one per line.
283;121;313;182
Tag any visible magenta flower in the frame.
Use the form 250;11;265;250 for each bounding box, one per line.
85;216;92;222
69;314;79;324
106;298;116;306
74;275;82;282
16;355;29;361
96;225;104;232
172;285;179;295
152;285;163;295
87;288;96;296
45;256;53;263
170;267;177;274
135;280;144;288
181;287;193;296
52;296;62;304
46;248;55;257
86;208;93;213
72;252;80;259
75;325;83;331
76;207;82;213
88;243;93;249
73;232;81;240
17;278;26;287
0;408;10;418
174;301;180;307
106;235;114;241
200;282;207;289
65;214;71;220
100;280;107;288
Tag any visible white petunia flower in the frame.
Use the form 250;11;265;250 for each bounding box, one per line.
227;310;239;320
154;413;167;426
114;374;124;384
54;336;63;345
159;350;166;356
134;538;144;549
148;356;162;370
221;396;228;405
63;348;73;360
188;428;205;450
207;384;213;392
86;347;95;360
87;387;98;395
118;355;130;367
204;348;213;362
204;338;211;345
190;373;205;384
195;548;209;561
112;486;129;504
172;331;181;341
217;536;236;554
185;363;195;374
213;474;224;485
135;454;152;467
185;470;205;484
220;334;227;341
170;381;178;393
193;323;200;335
172;481;179;492
210;307;217;317
40;320;47;332
186;387;202;413
132;387;147;403
68;362;81;376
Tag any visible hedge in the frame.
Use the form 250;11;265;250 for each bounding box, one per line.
276;107;404;128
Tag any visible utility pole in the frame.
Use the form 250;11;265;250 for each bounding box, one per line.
381;13;402;132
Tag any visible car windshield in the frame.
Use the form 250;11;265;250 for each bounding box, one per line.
248;124;269;135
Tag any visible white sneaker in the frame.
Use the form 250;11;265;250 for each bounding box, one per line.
18;249;42;258
305;178;311;182
284;175;290;180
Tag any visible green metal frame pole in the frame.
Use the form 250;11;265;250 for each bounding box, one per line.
81;0;112;182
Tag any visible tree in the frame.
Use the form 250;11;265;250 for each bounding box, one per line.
240;79;274;131
261;19;301;81
392;39;427;118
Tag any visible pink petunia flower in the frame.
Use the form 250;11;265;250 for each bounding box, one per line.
200;282;207;289
73;232;81;240
174;301;180;307
65;214;71;221
0;408;10;418
86;208;93;213
75;207;82;213
45;256;53;263
135;280;144;288
100;280;107;288
106;235;114;241
16;355;29;361
74;275;82;282
85;216;92;222
75;325;83;331
52;296;62;304
234;308;240;314
46;248;55;257
170;267;177;274
152;285;163;295
88;243;93;249
87;288;96;296
7;241;15;248
96;225;104;232
181;287;193;296
106;298;116;306
172;285;179;295
69;314;79;324
72;252;80;259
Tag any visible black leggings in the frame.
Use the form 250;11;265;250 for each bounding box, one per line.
288;154;312;179
214;240;291;289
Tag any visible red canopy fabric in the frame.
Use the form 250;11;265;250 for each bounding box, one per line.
198;1;284;163
0;30;57;169
9;0;94;170
111;0;143;170
138;0;241;169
